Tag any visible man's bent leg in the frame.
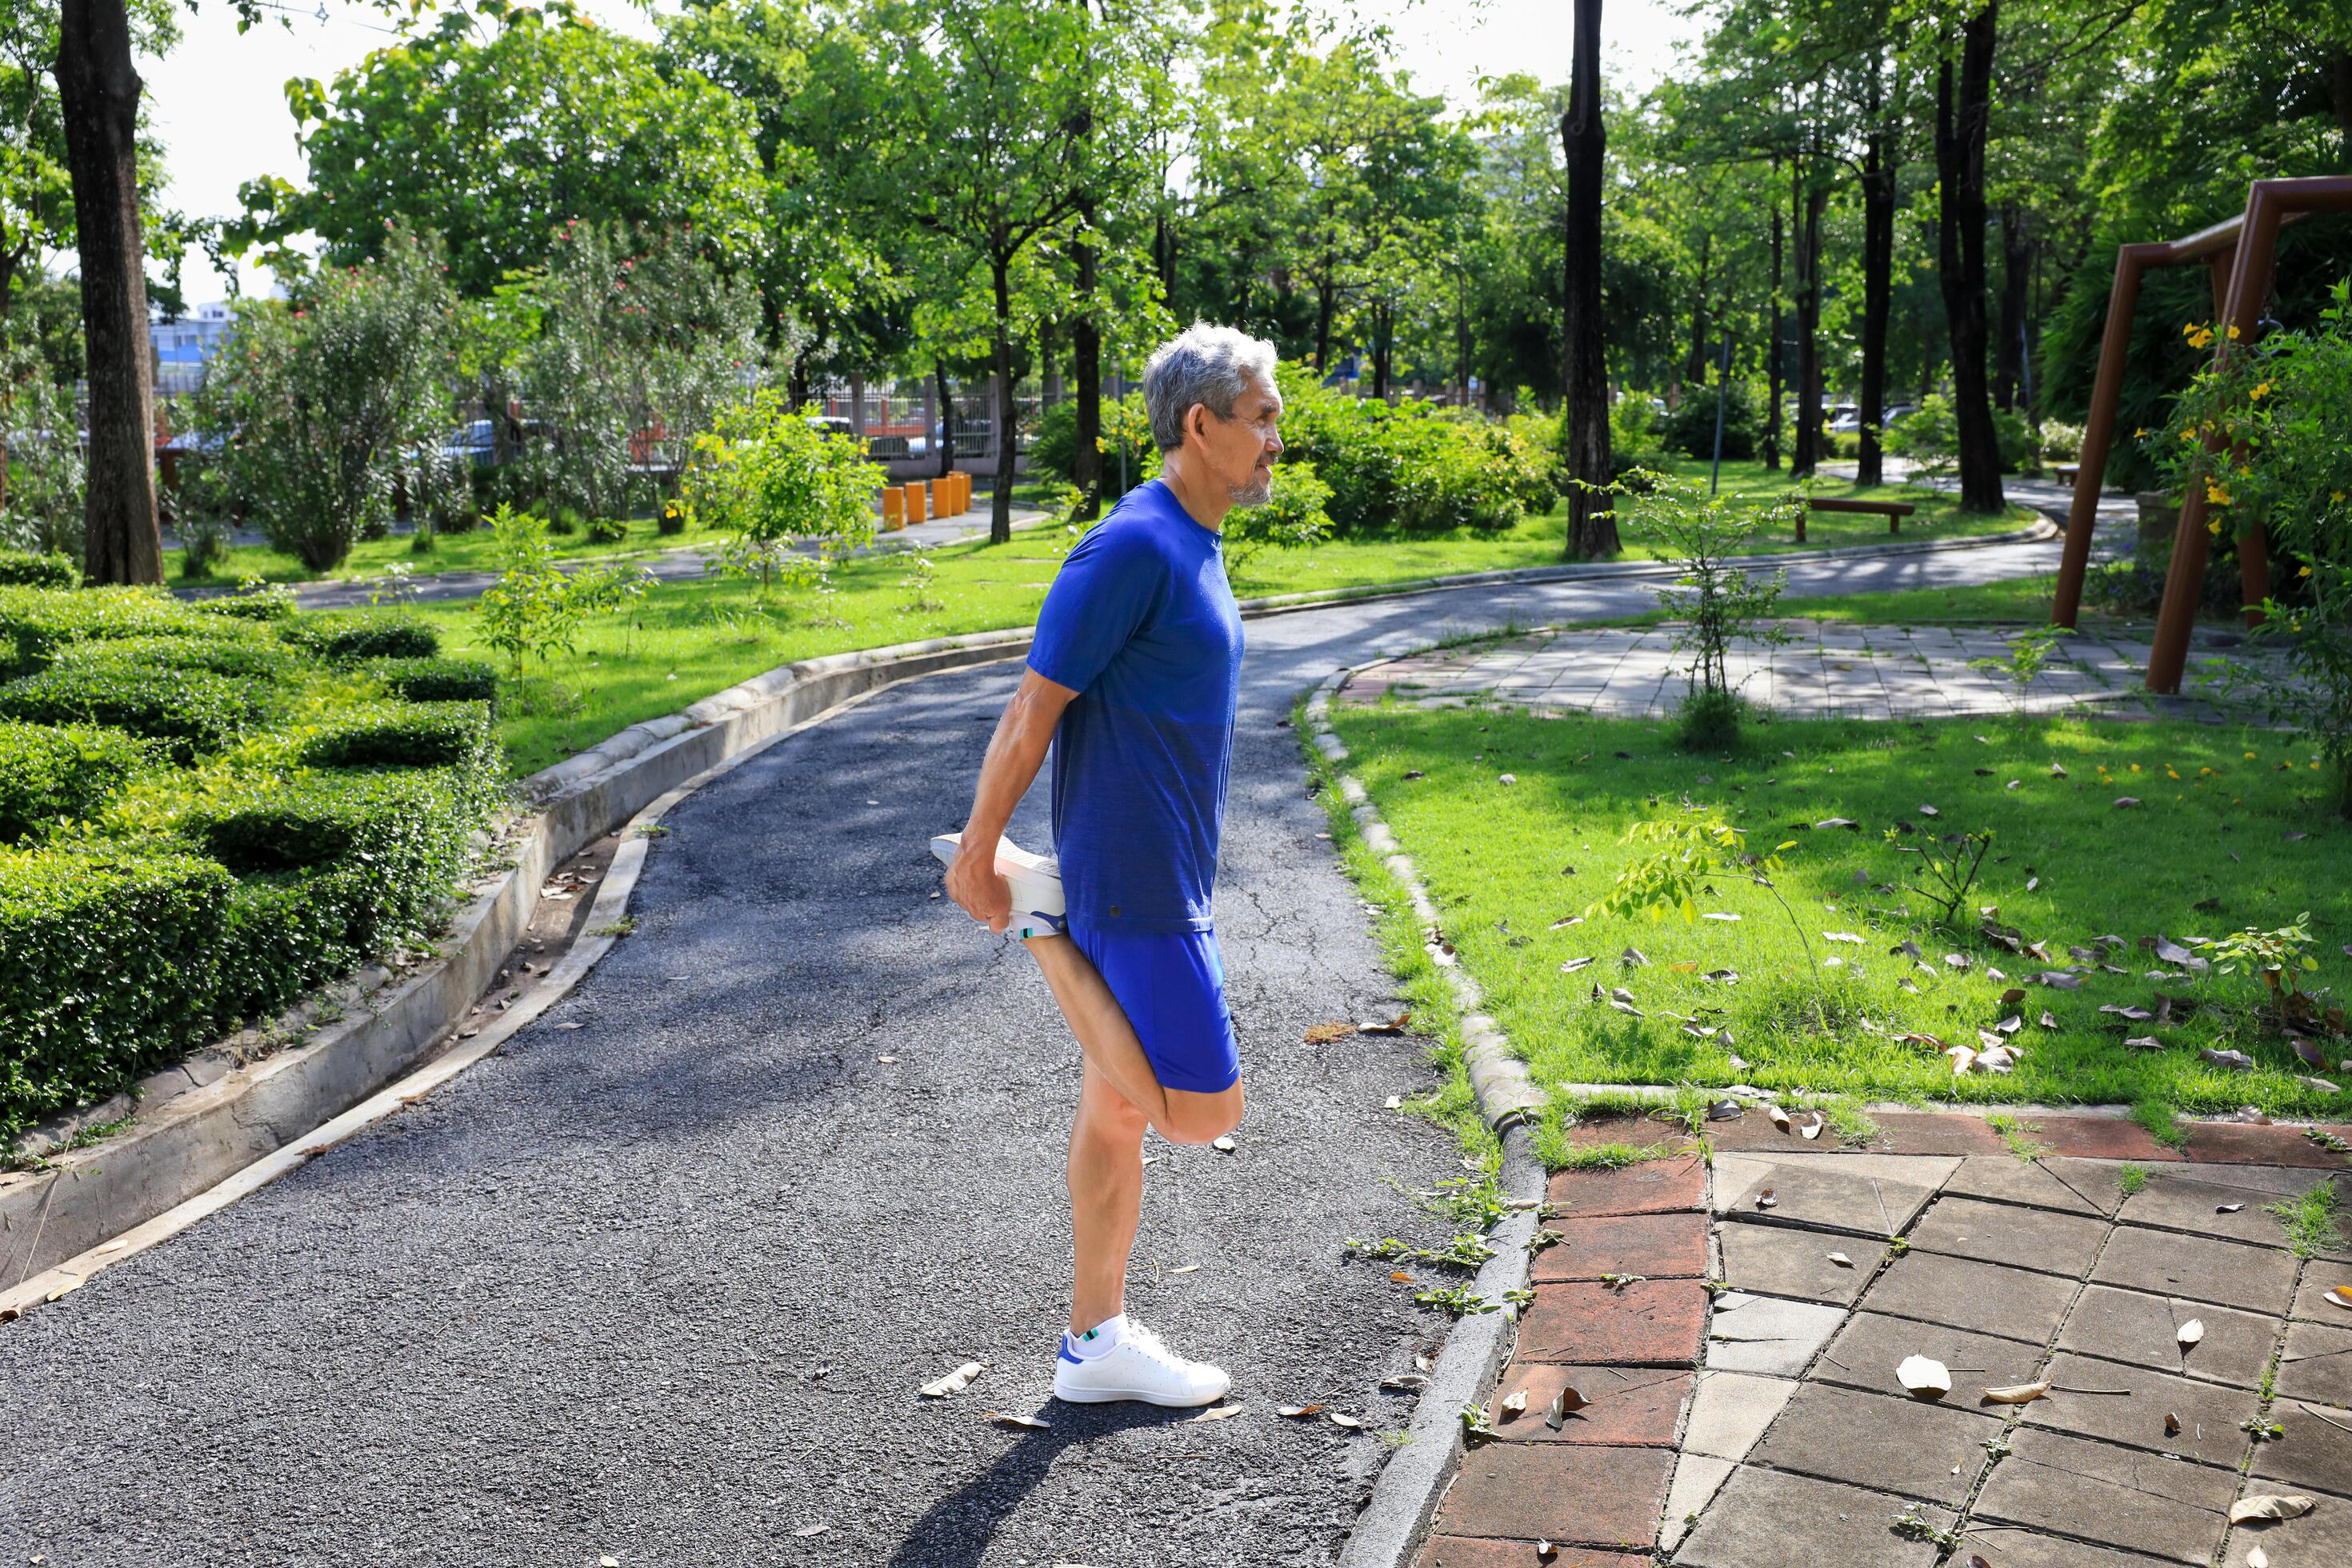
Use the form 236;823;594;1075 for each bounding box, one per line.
1025;934;1243;1144
1067;1058;1148;1334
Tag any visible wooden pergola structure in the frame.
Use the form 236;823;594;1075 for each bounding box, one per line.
2050;176;2352;692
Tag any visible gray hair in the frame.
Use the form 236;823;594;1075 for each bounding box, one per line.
1142;323;1279;453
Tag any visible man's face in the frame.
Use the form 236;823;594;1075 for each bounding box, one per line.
1194;374;1284;507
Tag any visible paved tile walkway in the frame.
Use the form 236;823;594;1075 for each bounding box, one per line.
1416;1109;2352;1566
1341;620;2271;725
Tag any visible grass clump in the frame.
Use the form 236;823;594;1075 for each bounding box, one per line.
2117;1162;2149;1197
2267;1181;2346;1259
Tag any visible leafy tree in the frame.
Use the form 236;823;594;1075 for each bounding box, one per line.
679;389;881;597
239;6;767;298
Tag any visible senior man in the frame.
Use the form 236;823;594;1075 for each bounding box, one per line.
944;322;1282;1407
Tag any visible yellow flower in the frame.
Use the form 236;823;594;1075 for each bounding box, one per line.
2134;427;2148;438
2246;750;2258;758
2302;566;2314;578
2210;520;2224;535
2206;480;2232;506
2251;382;2271;399
2334;490;2347;503
2228;323;2242;340
2187;327;2215;350
2130;763;2142;773
2166;768;2181;780
2182;429;2198;443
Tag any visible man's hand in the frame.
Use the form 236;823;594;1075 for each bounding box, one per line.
949;669;1079;934
945;834;1014;934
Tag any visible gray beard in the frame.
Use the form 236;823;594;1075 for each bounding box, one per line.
1229;470;1273;507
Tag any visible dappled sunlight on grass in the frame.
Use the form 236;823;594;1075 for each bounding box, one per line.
1331;702;2352;1118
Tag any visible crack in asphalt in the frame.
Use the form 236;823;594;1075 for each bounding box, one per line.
0;533;2084;1566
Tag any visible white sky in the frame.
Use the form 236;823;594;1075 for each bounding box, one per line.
138;0;1702;303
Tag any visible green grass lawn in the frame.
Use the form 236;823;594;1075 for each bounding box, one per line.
1326;700;2351;1130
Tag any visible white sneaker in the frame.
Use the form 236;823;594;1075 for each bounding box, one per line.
930;831;1067;939
1053;1320;1232;1408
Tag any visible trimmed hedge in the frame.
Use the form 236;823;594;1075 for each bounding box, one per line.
296;699;498;775
0;585;214;676
0;722;150;844
194;585;299;622
0;586;507;1149
370;655;498;705
51;631;299;683
0;550;81;590
279;610;441;662
0;846;238;1145
0;664;280;762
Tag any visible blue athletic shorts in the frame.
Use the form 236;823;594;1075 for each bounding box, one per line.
1067;924;1241;1095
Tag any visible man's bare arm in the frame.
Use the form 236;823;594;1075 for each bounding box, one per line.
946;668;1078;931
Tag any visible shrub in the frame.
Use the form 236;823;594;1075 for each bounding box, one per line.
0;550;78;590
0;329;86;560
278;610;442;662
0;665;279;762
190;769;469;874
0;845;237;1146
177;518;232;579
1663;379;1763;461
2040;420;2087;463
474;505;653;675
680;391;882;594
1275;366;1543;537
0;584;213;674
2162;280;2352;816
586;516;628;545
1030;393;1156;506
657;498;688;536
51;631;297;683
194;582;298;622
1608;395;1670;481
0;722;150;844
370;655;498;705
295;698;499;778
1885;395;1959;478
1993;409;2040;474
1226;460;1334;574
186;226;458;571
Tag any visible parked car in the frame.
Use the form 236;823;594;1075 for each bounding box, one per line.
1826;403;1861;434
442;418;498;468
805;415;856;440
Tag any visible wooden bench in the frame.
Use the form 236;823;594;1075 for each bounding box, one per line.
2053;463;2081;486
1799;495;1916;542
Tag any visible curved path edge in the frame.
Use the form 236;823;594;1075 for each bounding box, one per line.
1306;664;1550;1568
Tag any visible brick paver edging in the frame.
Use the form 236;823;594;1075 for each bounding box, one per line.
1308;664;1558;1568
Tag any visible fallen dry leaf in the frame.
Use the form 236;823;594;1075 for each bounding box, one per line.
1211;1134;1238;1152
2178;1319;2205;1350
1278;1404;1326;1418
2326;1286;2352;1310
2216;1203;2244;1215
1329;1412;1363;1430
1981;1380;2054;1406
1390;1271;1415;1284
2250;1546;2270;1568
1754;1186;1778;1210
2166;1411;2182;1436
2202;1048;2257;1071
1170;1263;1202;1274
1828;1251;1854;1268
1898;1356;1952;1398
1800;1112;1825;1141
2230;1495;2316;1524
920;1361;986;1398
2115;796;2142;809
1767;1103;1792;1132
985;1411;1050;1430
1499;1389;1528;1414
2040;1011;2059;1029
1189;1403;1245;1424
1537;1542;1558;1562
1560;956;1594;974
1303;1022;1355;1045
1545;1385;1587;1430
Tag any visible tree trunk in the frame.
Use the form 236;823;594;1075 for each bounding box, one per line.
1683;231;1713;388
1558;0;1616;559
2333;50;2352;163
1038;318;1061;406
1370;301;1391;400
1934;5;2006;513
1314;263;1335;374
1791;159;1826;479
57;0;159;585
1994;203;2030;413
1764;170;1783;471
1071;222;1103;518
1858;84;1896;487
990;256;1016;543
934;360;955;480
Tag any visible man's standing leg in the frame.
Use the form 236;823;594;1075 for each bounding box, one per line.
1066;1058;1147;1335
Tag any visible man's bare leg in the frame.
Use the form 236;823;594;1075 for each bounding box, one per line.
1067;1057;1148;1334
1023;933;1243;1145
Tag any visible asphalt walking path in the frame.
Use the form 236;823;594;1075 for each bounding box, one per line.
2;526;2106;1567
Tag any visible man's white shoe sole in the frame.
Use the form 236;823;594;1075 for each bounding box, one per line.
930;831;1066;939
1052;1379;1230;1408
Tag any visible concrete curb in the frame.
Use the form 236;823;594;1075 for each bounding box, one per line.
1306;661;1552;1568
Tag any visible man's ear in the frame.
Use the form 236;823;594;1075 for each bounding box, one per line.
1186;402;1210;449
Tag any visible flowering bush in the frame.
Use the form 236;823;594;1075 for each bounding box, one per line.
2162;282;2352;816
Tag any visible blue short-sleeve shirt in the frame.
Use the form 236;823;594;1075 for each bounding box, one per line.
1025;479;1245;934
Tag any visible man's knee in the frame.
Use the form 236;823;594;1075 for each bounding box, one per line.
1157;1086;1244;1146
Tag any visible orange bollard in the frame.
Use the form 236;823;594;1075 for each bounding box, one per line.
955;472;970;514
905;482;928;523
931;478;951;518
882;487;905;531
